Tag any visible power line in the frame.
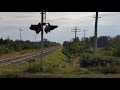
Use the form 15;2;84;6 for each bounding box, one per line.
71;27;81;39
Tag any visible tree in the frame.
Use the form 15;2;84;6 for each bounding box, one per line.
0;37;60;55
97;36;111;47
0;38;3;45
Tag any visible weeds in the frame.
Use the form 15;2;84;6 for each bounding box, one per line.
89;65;120;74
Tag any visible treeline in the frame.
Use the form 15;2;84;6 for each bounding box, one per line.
63;35;120;57
81;36;112;48
82;35;120;57
62;37;92;59
0;37;60;56
62;35;120;74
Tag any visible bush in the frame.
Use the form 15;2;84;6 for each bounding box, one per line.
79;53;120;68
102;46;113;51
62;41;91;59
113;47;120;57
73;68;91;74
26;63;42;73
102;51;113;56
89;65;120;74
0;45;12;55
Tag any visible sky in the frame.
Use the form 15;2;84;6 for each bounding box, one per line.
0;12;120;44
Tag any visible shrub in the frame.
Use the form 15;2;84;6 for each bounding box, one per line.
113;47;120;57
62;41;91;59
102;46;113;51
79;53;120;68
26;63;42;73
89;65;120;74
73;68;91;74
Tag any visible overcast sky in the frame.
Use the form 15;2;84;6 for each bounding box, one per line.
0;12;120;44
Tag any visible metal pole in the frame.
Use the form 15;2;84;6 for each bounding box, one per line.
40;12;44;70
93;12;98;57
34;35;37;42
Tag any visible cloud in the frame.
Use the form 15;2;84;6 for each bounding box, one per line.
0;12;120;44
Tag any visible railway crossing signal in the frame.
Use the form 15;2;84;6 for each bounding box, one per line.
44;23;58;34
30;23;42;34
30;23;58;34
30;12;58;70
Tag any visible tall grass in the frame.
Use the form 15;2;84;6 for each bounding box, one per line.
0;63;28;78
89;65;120;74
80;53;120;67
79;53;120;74
26;48;74;73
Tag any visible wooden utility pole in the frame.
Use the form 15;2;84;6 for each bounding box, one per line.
19;29;23;52
93;12;101;57
83;30;88;44
18;29;23;59
34;35;37;42
72;27;81;39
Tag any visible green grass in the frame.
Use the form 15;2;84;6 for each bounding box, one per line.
42;48;74;73
1;47;120;78
0;46;57;61
0;48;76;78
0;49;39;60
0;63;29;78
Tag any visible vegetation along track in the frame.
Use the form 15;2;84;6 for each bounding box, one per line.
0;47;60;67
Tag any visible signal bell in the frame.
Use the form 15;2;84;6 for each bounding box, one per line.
30;23;43;34
44;23;58;34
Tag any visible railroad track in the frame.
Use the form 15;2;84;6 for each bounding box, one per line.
0;47;60;67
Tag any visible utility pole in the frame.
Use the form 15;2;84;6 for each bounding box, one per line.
93;12;101;57
34;35;37;42
33;35;37;52
19;29;23;53
40;12;45;70
39;12;57;70
72;27;81;39
30;12;58;70
83;30;88;44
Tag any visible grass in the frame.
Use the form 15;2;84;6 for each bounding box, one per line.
0;47;120;78
88;65;120;74
25;48;74;73
0;48;78;78
0;49;38;60
0;62;29;78
0;46;57;61
42;48;74;73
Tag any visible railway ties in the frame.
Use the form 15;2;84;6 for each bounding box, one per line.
0;47;60;67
